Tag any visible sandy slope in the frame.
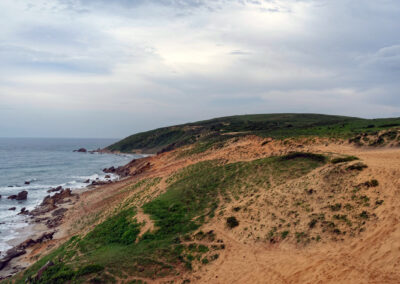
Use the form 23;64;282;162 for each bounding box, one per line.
9;137;400;283
186;146;400;284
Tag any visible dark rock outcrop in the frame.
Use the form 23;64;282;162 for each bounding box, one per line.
91;180;112;186
46;216;63;228
16;191;28;200
8;207;16;211
18;207;29;215
8;191;28;201
0;248;26;270
0;231;56;271
30;188;73;216
73;148;87;153
17;232;55;251
51;208;67;217
47;186;63;193
103;166;116;173
102;158;152;179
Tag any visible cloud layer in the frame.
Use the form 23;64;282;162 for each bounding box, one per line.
1;0;400;137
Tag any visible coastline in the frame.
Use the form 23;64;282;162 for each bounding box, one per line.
0;152;142;280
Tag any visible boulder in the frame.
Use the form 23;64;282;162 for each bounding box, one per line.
73;148;87;153
24;181;30;185
105;175;111;179
16;191;28;200
84;179;90;183
8;207;16;211
8;191;28;201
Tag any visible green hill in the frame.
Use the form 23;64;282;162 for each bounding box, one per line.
107;113;400;153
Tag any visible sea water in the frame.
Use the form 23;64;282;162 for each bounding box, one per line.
0;137;142;255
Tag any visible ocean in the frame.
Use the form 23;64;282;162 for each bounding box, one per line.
0;137;141;255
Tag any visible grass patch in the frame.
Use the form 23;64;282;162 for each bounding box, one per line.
81;208;140;247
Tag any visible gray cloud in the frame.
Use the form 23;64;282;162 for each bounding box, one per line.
0;0;399;138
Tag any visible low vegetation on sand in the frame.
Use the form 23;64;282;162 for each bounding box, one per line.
7;113;397;283
12;153;328;283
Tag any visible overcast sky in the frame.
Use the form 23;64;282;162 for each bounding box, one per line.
1;0;400;138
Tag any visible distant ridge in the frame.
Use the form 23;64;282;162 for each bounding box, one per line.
107;113;400;153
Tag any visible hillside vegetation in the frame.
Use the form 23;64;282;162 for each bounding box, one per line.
5;114;400;284
107;113;400;153
13;154;328;283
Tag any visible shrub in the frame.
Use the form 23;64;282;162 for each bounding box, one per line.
279;152;326;163
333;228;341;234
330;203;342;211
226;216;239;228
364;179;379;187
210;254;219;261
347;163;368;171
381;131;397;140
281;231;289;239
308;219;317;229
359;211;369;219
331;156;359;164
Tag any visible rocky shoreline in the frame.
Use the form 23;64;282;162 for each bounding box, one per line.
0;157;142;281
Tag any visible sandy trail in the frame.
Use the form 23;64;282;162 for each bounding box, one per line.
135;208;155;239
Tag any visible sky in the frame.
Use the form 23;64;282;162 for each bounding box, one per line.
1;0;400;138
